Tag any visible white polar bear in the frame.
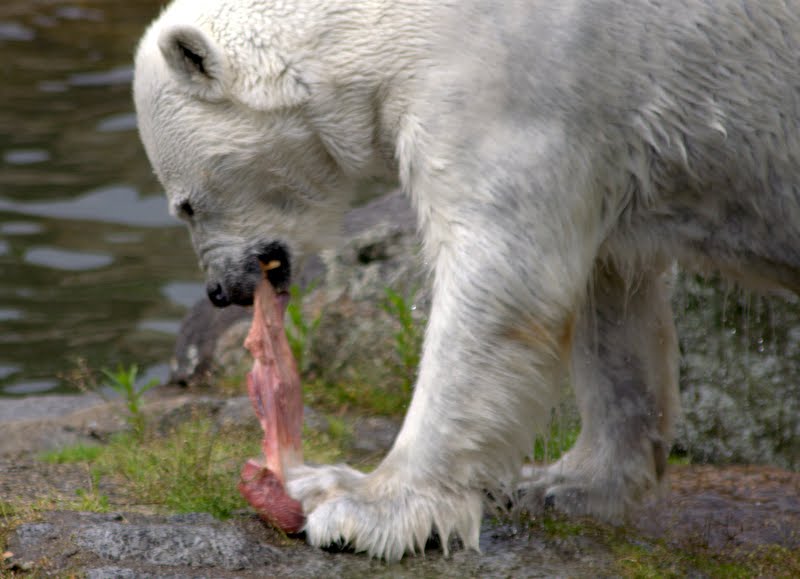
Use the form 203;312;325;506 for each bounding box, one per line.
134;0;800;561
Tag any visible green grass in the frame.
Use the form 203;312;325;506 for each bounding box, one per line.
36;421;256;519
98;421;256;519
613;540;754;578
72;487;110;513
32;409;358;520
539;515;588;539
285;283;323;375
381;287;424;395
303;377;411;417
528;513;798;578
532;415;580;463
302;416;353;466
39;444;104;464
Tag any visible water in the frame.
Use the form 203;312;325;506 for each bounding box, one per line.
0;0;204;396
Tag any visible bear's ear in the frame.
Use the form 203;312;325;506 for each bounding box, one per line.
158;25;229;101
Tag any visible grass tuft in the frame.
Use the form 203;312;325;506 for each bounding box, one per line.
285;283;323;375
38;444;103;465
381;287;424;395
30;407;358;521
303;377;410;417
532;412;580;463
96;420;255;519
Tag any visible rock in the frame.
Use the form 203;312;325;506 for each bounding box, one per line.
6;510;615;578
351;416;401;455
13;523;59;549
0;394;104;422
673;275;800;469
75;521;282;569
169;299;252;388
0;394;125;455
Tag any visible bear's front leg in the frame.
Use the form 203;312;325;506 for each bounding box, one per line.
287;224;589;560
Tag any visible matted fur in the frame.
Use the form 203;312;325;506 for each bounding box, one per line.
134;0;800;561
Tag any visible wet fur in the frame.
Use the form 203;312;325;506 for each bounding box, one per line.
134;0;800;561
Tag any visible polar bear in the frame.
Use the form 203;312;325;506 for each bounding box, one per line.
134;0;800;561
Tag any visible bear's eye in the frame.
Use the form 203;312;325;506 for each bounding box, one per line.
178;200;195;219
178;42;206;75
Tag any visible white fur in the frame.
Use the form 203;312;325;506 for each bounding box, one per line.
135;0;800;561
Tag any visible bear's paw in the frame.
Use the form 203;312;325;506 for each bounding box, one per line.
287;463;482;561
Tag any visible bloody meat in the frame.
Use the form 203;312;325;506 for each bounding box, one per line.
237;266;305;533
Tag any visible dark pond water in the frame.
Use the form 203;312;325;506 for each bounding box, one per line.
0;0;204;396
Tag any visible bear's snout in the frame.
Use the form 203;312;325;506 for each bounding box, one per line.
204;241;292;309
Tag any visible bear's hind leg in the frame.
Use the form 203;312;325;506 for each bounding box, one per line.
519;262;680;520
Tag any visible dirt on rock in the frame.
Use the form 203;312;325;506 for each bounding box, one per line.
636;465;800;551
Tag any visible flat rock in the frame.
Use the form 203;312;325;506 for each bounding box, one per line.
5;511;613;578
0;394;104;423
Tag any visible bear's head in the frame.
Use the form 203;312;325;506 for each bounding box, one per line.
134;1;389;307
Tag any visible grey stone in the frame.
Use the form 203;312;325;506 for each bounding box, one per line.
351;417;401;454
0;394;104;423
673;274;800;469
76;522;282;570
14;523;58;548
216;396;330;434
86;567;210;579
9;510;617;577
169;301;251;388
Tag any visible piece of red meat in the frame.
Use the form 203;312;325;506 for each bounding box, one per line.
237;273;305;533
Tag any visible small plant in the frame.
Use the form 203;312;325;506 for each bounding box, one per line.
101;364;160;439
381;287;424;393
284;283;323;375
64;359;160;440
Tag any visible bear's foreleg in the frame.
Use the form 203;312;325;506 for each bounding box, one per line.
288;176;601;559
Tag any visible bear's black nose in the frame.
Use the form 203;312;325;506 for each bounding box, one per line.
207;282;231;308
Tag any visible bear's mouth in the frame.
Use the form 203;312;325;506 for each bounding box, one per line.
256;241;292;293
258;255;291;312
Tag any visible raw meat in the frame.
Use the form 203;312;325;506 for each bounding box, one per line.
237;268;305;533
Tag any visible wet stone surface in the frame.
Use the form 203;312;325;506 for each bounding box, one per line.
6;511;616;578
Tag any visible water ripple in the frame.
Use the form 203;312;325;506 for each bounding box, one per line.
25;247;113;271
0;185;176;227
